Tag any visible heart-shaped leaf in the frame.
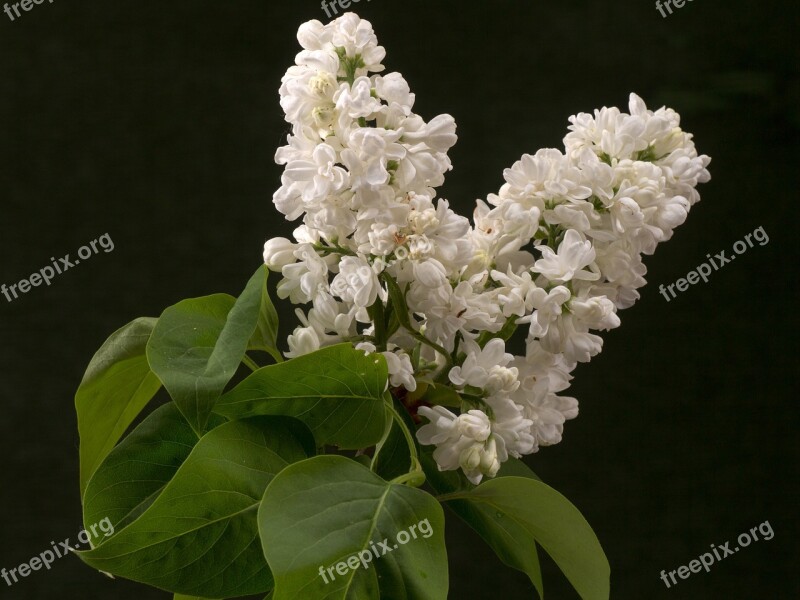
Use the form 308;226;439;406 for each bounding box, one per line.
214;344;389;449
371;391;419;481
78;415;314;598
449;476;610;600
76;317;162;496
82;402;226;535
259;455;448;600
371;417;413;481
146;266;266;435
421;449;544;598
247;265;282;363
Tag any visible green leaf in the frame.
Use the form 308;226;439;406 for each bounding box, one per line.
421;449;544;598
496;455;542;481
383;273;417;334
146;268;265;435
78;416;314;597
371;415;412;481
76;317;162;497
174;595;218;600
258;455;448;600
82;402;225;535
248;265;282;363
371;392;420;481
214;344;389;449
454;477;610;600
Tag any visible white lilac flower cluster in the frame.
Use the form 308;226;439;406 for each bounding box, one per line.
264;13;711;484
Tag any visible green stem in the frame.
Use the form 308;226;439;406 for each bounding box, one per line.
409;330;451;368
370;409;395;473
476;315;519;349
380;398;425;487
311;241;357;257
385;402;419;466
390;464;425;487
242;354;260;372
411;341;422;371
264;346;285;363
450;332;462;366
381;273;452;369
368;300;387;352
434;491;471;503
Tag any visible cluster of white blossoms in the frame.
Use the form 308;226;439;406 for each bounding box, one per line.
264;13;710;484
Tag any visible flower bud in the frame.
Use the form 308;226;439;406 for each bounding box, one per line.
460;444;483;471
479;437;501;478
263;237;297;272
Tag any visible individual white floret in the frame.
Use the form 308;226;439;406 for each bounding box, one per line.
533;229;599;283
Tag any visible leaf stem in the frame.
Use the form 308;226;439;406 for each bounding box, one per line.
434;491;472;503
264;346;285;363
382;397;425;487
381;273;452;370
450;332;462;366
390;464;425;487
370;407;395;473
385;402;419;466
242;354;261;372
312;242;357;257
368;300;387;352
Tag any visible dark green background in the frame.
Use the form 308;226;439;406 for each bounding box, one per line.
1;0;797;598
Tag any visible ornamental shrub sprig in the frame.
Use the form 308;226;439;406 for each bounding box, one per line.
75;13;709;600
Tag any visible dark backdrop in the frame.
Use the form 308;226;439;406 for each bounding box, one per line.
1;1;798;598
